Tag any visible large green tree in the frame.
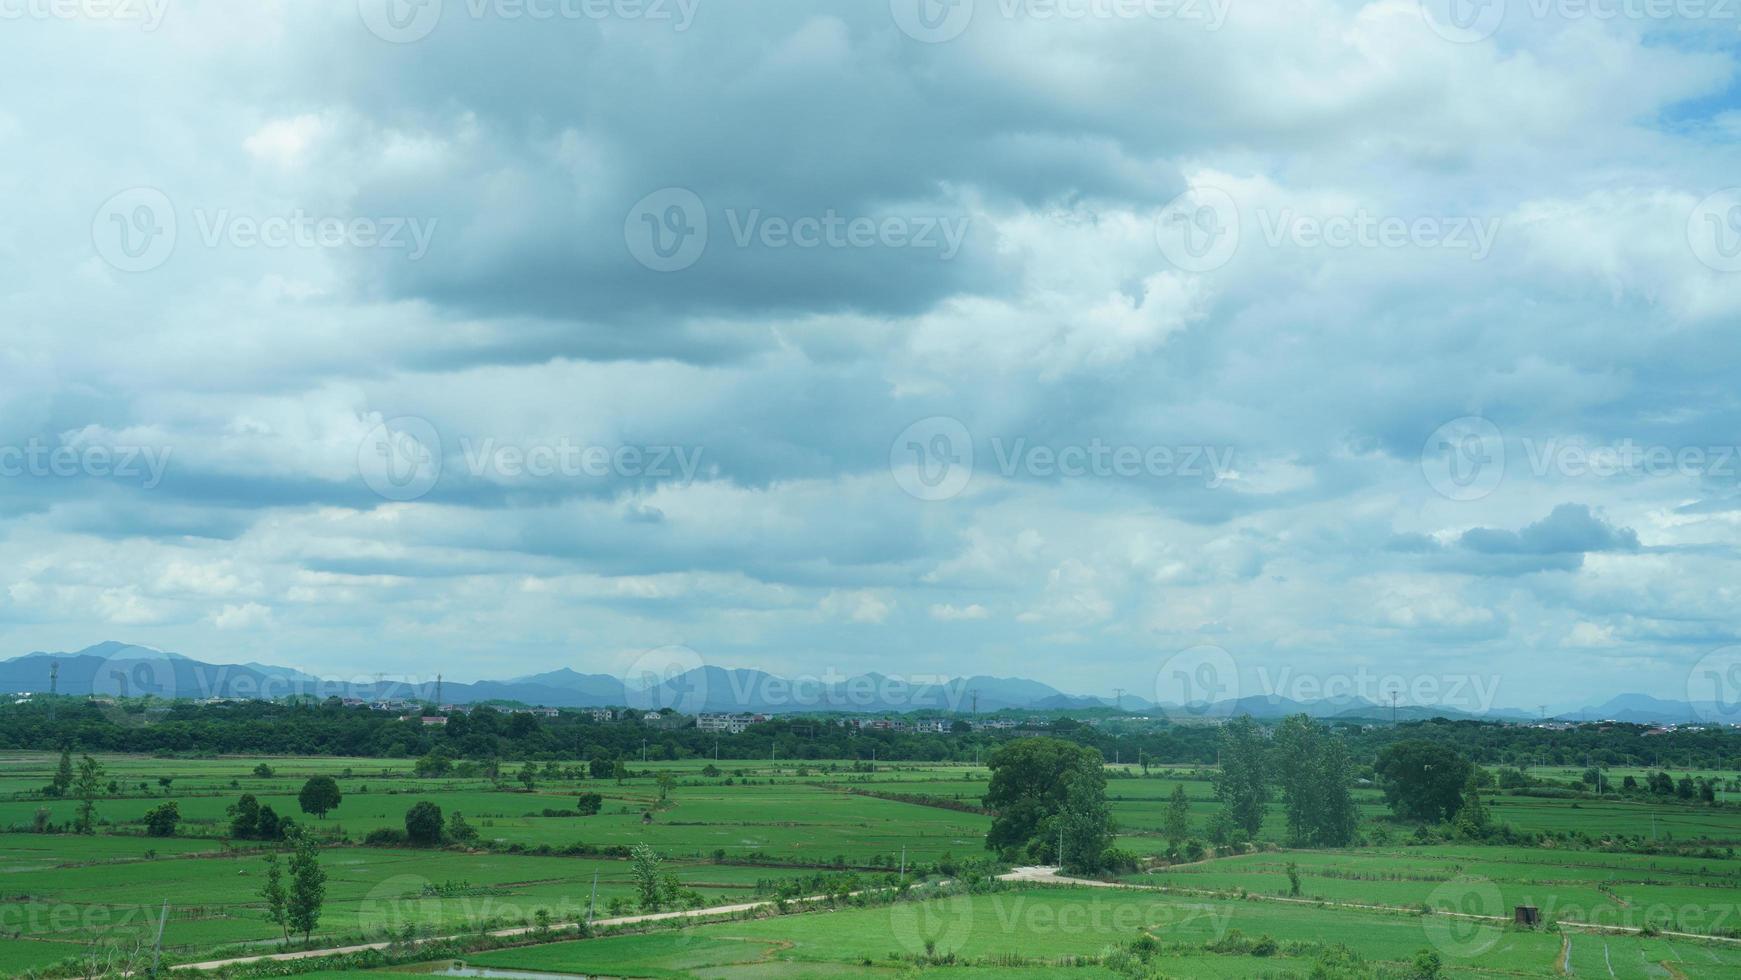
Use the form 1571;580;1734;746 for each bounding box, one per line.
1374;740;1472;822
405;801;444;846
286;829;326;943
72;755;104;834
1274;715;1360;847
983;737;1114;873
1162;784;1191;845
1213;717;1269;840
298;776;343;819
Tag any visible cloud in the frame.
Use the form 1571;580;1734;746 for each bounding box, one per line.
0;1;1734;705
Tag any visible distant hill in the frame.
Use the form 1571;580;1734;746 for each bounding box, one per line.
0;642;1719;723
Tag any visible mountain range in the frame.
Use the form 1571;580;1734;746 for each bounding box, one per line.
0;642;1724;725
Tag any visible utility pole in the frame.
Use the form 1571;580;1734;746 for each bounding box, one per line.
1390;692;1398;724
1113;688;1124;712
899;846;907;879
587;871;599;925
971;690;979;715
436;674;442;706
49;661;58;696
150;899;168;977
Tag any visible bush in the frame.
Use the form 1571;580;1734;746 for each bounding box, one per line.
143;801;179;837
405;801;444;846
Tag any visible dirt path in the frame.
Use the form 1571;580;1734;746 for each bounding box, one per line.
172;894;821;972
996;867;1741;948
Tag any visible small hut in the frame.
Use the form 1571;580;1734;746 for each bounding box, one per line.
1514;906;1541;927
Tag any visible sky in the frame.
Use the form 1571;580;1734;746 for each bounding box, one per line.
0;0;1739;714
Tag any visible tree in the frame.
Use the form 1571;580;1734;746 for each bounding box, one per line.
405;801;444;846
984;737;1115;872
612;760;629;784
1374;741;1472;823
253;763;274;778
518;763;537;792
1213;717;1269;840
1053;766;1115;874
257;805;284;841
229;793;261;838
50;748;73;798
298;776;343;819
1275;715;1324;847
144;801;179;837
577;792;603;816
261;852;289;943
1163;784;1192;845
589;757;614;780
630;843;665;911
286;829;326;943
414;751;452;777
1314;735;1360;847
73;755;104;834
446;810;479;844
1453;771;1490;835
656;771;675;804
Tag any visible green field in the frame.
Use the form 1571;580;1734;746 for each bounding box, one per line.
2;751;1739;977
